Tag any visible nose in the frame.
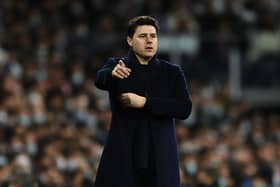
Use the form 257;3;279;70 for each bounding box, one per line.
146;36;153;43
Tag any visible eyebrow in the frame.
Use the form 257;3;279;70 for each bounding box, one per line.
138;33;157;36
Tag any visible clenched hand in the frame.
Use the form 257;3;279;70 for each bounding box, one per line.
119;93;147;108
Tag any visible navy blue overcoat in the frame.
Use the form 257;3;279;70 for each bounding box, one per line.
94;50;192;187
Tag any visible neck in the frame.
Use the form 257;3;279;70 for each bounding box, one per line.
135;54;152;65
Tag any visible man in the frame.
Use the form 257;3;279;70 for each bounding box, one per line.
94;16;192;187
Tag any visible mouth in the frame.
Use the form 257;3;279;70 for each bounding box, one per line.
145;47;153;51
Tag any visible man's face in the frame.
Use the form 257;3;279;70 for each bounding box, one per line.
127;25;158;60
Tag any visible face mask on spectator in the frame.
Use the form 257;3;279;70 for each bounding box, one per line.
218;177;227;187
67;159;79;171
56;157;68;171
18;114;32;128
76;110;87;123
185;160;198;176
10;63;23;79
72;72;84;86
33;112;47;125
0;155;8;167
86;114;98;129
26;143;38;155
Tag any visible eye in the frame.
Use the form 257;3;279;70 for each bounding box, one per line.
151;34;157;38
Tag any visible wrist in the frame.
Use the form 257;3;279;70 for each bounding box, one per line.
142;97;147;108
137;96;147;108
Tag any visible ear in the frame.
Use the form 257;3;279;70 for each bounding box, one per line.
127;36;132;47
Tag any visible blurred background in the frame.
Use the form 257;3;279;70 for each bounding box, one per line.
0;0;280;186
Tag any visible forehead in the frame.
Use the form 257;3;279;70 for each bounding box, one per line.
134;25;157;35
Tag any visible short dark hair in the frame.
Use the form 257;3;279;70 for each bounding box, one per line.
127;16;160;38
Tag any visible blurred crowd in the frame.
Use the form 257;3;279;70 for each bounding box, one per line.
0;0;280;187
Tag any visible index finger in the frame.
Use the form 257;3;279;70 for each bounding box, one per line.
119;60;126;67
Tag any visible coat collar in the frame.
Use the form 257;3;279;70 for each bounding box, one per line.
123;48;160;68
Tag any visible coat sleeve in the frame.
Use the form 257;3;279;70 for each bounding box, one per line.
144;66;192;120
94;58;118;91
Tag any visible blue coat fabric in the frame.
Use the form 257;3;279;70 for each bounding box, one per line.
94;50;192;187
